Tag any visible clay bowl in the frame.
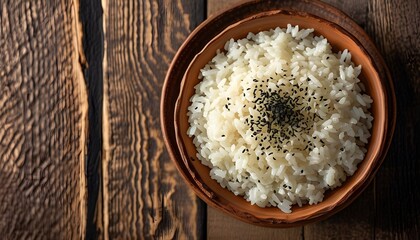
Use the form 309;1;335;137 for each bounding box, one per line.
162;1;396;227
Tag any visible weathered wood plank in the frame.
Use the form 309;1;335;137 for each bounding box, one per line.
207;0;239;16
206;0;300;238
208;207;302;240
304;1;375;239
101;0;206;239
0;0;87;239
367;0;420;239
304;187;375;240
321;0;368;27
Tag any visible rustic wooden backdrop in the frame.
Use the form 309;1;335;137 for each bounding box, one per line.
0;0;418;239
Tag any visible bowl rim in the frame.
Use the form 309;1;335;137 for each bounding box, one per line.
175;9;386;224
161;0;396;227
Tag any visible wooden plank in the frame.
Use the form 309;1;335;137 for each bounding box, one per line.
320;0;369;26
304;186;375;240
206;0;300;238
0;0;87;239
366;0;420;239
207;0;245;16
303;2;375;239
208;207;302;240
101;0;206;239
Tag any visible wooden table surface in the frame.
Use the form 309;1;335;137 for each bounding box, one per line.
0;0;418;239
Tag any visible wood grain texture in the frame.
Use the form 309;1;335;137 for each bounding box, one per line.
207;0;242;16
0;0;88;239
101;0;206;239
304;187;375;240
367;0;420;239
320;0;368;27
208;207;302;240
206;0;299;238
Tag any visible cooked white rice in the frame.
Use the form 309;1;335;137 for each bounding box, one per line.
187;24;373;213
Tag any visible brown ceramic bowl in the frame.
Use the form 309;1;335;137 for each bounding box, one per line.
162;1;396;227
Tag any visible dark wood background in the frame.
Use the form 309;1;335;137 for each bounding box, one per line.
0;0;418;239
